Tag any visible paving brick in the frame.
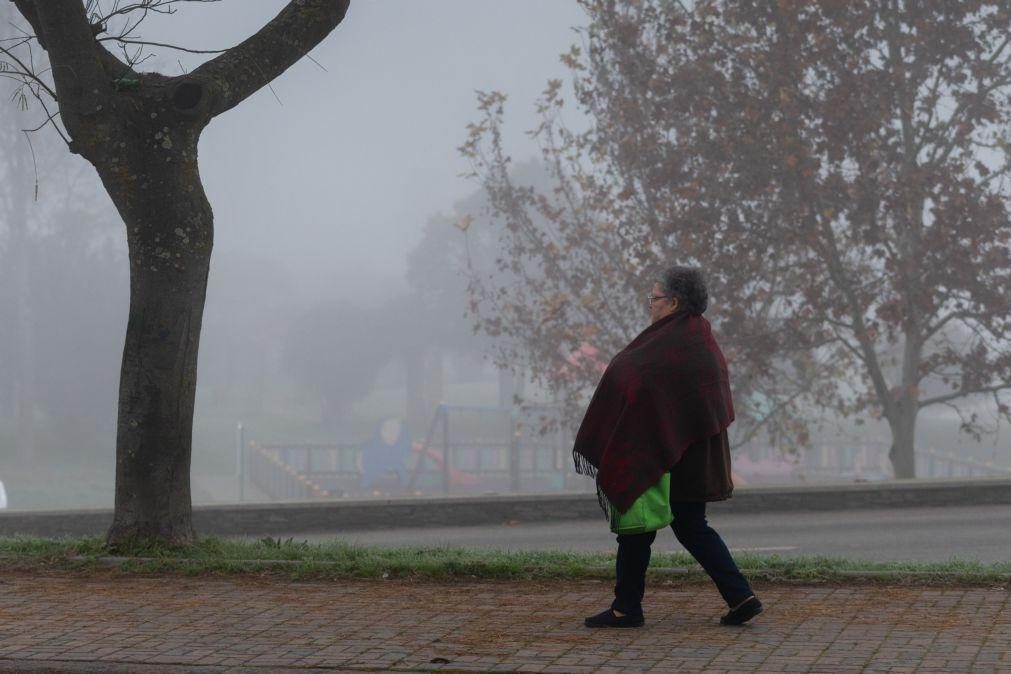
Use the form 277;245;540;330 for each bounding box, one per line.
0;572;1009;673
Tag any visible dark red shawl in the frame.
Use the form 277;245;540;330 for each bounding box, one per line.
572;311;735;513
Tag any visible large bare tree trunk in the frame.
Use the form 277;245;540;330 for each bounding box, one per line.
98;120;213;546
12;0;350;547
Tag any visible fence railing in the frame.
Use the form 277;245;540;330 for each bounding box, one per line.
247;442;355;501
916;448;1011;479
731;441;1010;483
404;403;586;495
246;401;1011;502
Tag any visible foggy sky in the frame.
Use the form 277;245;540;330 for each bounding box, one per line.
138;1;589;300
1;1;594;508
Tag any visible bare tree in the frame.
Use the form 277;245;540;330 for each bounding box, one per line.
2;0;351;546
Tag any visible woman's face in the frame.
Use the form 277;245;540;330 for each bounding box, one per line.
648;282;678;324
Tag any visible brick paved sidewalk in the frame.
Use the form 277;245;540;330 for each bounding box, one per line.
0;571;1009;673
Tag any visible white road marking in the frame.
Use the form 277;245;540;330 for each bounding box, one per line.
730;546;798;552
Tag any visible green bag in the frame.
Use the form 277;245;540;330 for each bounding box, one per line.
609;472;673;534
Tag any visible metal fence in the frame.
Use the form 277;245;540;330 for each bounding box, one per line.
730;440;1010;483
404;403;586;495
245;404;592;501
247;441;360;501
246;409;1011;502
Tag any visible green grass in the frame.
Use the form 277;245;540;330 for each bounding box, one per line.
1;536;1009;585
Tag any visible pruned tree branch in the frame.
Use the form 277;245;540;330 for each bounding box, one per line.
190;0;350;118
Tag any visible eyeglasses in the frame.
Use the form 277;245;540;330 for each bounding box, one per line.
646;294;669;305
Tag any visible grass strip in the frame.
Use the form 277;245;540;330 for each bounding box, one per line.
1;536;1008;585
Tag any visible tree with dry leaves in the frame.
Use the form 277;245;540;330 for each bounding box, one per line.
461;0;1011;478
1;0;351;546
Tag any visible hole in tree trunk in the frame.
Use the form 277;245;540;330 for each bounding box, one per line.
173;82;203;111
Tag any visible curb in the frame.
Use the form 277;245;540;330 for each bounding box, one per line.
2;476;1010;538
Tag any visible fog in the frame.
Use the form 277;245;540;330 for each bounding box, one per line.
1;2;1008;511
0;1;593;509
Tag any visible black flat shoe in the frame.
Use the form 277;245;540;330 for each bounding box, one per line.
583;608;645;628
720;596;763;625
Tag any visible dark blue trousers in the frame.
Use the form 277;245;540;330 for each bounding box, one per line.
611;501;753;615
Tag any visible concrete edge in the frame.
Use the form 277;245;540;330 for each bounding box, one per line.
2;477;1010;538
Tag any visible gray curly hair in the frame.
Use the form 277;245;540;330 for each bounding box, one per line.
659;266;708;315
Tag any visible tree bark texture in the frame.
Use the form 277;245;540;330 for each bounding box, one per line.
97;107;213;546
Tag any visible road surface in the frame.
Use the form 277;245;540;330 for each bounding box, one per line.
278;503;1011;563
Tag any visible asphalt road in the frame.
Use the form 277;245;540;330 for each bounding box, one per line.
286;503;1011;563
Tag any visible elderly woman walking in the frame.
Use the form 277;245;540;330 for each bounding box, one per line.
574;266;762;628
